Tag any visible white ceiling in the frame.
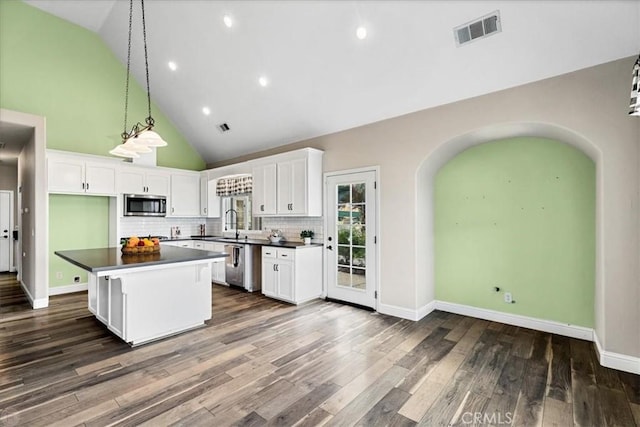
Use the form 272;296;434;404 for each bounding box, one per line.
24;1;640;164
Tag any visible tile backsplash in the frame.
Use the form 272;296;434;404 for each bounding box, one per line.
262;217;324;242
119;217;221;239
119;216;323;243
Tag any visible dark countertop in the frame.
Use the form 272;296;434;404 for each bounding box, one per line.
55;246;228;273
165;236;323;249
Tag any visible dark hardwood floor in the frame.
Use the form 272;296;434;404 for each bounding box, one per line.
1;272;639;426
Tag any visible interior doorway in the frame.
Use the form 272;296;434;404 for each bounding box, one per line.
0;191;13;272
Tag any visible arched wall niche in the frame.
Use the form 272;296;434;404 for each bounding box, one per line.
415;121;603;341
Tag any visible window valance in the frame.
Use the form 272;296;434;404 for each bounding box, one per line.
216;174;253;196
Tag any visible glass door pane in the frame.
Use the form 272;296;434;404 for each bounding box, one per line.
336;183;367;291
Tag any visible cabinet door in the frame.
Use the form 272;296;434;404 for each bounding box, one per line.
212;260;226;283
200;176;209;216
277;261;295;302
262;259;278;297
48;158;84;193
146;172;169;196
118;169;145;194
170;174;201;216
85;162;116;195
253;164;277;215
276;161;292;214
207;179;221;218
289;158;307;215
277;159;306;215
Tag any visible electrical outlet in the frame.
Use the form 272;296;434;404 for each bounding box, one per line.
504;292;513;303
55;272;63;280
74;276;80;283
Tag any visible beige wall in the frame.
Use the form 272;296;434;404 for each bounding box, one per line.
4;109;48;308
212;57;640;359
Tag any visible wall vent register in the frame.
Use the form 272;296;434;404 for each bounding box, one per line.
454;10;501;46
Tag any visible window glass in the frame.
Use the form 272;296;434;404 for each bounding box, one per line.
222;196;262;232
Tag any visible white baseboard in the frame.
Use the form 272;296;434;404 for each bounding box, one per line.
594;333;640;374
49;282;88;296
435;300;593;341
20;280;48;309
417;300;436;320
378;302;424;321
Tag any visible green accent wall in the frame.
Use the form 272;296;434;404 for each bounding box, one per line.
434;137;595;327
0;1;206;288
0;0;204;171
48;195;110;287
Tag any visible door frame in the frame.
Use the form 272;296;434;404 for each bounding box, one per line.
0;190;15;272
323;166;380;311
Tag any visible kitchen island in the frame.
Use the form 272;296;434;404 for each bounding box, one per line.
55;246;227;346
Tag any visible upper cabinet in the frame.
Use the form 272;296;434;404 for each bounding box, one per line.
170;172;201;217
117;167;169;196
200;174;221;218
47;152;117;196
251;148;323;217
252;163;277;215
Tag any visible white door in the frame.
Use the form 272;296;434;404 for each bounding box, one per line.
0;191;12;272
325;170;377;309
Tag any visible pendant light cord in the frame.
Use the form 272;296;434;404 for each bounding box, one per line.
141;0;153;126
122;0;133;139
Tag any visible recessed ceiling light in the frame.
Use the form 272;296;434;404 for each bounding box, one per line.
202;107;211;115
258;76;269;87
356;26;367;40
168;61;177;71
223;15;233;28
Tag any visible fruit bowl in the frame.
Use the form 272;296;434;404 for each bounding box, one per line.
121;244;160;255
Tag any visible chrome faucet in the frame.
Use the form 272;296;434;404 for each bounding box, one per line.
225;208;239;240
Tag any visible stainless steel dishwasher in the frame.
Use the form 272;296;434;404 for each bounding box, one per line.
224;244;261;292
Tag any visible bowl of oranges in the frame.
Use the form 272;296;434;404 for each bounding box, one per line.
121;236;160;255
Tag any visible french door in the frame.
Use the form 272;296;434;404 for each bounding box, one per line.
325;170;377;309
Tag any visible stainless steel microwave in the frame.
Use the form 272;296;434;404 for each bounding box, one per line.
123;194;167;217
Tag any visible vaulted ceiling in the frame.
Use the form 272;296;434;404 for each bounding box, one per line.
25;1;640;164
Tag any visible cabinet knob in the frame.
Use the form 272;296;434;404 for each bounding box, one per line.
261;204;264;211
82;182;85;190
327;245;333;251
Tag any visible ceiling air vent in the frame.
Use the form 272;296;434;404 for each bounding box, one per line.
217;123;231;133
454;10;501;46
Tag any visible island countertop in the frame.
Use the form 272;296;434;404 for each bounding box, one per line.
55;246;228;273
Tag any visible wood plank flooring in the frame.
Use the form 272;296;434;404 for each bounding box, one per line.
1;272;639;426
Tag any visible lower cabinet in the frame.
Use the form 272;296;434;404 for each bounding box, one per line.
261;246;322;304
163;240;194;249
88;264;211;345
203;242;227;284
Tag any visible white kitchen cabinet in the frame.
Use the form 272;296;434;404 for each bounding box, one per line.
118;167;170;196
170;173;201;217
163;240;194;248
277;157;307;215
203;242;226;284
200;176;221;218
252;163;277;215
48;156;116;196
251;148;323;217
261;246;322;304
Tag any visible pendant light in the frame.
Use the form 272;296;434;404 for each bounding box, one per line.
630;54;640;116
110;0;167;158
